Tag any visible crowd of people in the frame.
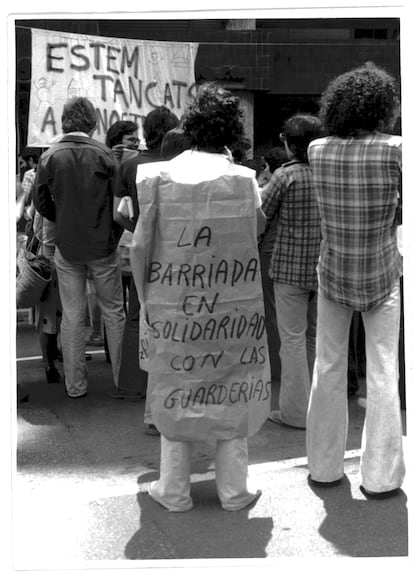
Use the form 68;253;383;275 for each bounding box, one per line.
16;60;405;509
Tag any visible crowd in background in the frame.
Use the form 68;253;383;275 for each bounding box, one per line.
16;60;405;507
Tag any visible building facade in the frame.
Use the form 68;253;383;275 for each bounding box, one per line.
16;17;400;161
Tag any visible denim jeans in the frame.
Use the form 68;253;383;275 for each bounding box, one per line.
306;282;405;492
54;246;125;397
273;282;317;428
117;278;148;397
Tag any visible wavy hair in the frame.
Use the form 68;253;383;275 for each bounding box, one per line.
182;83;245;152
105;120;138;148
61;97;97;134
319;63;400;137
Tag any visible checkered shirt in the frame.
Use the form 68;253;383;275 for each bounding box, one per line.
307;132;402;311
261;160;321;290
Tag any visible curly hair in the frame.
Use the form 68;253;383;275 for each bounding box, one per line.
282;114;324;163
105;120;138;148
319;63;400;137
182;83;245;152
61;97;97;134
143;106;179;150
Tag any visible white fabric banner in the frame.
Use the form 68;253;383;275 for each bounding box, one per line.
27;28;199;146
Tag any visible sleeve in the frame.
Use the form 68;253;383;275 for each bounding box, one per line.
252;177;262;208
260;168;285;221
32;161;56;222
113;157;136;199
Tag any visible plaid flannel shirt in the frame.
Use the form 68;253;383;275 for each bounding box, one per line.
261;160;321;291
307;132;402;311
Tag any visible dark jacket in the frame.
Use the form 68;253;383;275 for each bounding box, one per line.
114;148;162;227
33;134;121;262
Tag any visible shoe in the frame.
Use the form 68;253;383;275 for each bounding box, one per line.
360;485;402;500
46;365;60;384
107;389;146;401
222;490;262;512
148;482;193;512
308;474;343;488
268;410;306;430
144;424;160;436
65;390;87;399
86;335;104;346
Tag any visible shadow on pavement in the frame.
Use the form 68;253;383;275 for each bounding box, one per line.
308;475;408;557
125;475;274;560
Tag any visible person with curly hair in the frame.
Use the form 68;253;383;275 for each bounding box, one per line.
306;63;405;499
130;83;269;511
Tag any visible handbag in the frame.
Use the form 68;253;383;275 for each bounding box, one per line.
16;233;52;308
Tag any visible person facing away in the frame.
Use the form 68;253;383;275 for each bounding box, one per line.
260;115;323;430
257;145;288;383
107;107;179;419
130;82;269;512
306;62;405;499
33;96;126;399
85;120;140;350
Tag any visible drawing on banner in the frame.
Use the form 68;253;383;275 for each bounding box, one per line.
27;29;198;146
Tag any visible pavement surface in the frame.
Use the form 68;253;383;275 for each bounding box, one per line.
10;317;412;573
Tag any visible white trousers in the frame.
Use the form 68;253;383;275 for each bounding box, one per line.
149;435;260;511
273;282;317;427
306;282;405;492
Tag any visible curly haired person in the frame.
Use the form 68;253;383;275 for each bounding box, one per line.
306;63;405;499
130;83;269;511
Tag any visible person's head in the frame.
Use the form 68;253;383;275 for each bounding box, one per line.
263;146;288;174
182;82;245;153
318;62;400;137
105;120;139;149
280;114;324;162
20;147;40;169
61;97;97;135
143;106;179;150
160;128;192;160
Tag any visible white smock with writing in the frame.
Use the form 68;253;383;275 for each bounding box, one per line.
134;149;271;442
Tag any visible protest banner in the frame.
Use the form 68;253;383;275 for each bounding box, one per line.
134;154;271;442
27;28;198;146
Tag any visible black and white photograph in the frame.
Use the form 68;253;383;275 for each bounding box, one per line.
6;1;413;574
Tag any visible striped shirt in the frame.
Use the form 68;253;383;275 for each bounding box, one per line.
307;132;402;311
261;160;321;290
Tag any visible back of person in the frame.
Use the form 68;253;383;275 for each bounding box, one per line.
37;137;118;262
308;131;402;310
269;160;320;289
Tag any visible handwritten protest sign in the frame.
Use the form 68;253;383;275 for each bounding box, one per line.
134;152;271;442
27;28;198;146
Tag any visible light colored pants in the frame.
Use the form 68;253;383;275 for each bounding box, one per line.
54;247;125;397
149;435;260;512
306;282;405;492
273;282;317;428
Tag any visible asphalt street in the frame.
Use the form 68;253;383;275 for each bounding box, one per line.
12;316;412;573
